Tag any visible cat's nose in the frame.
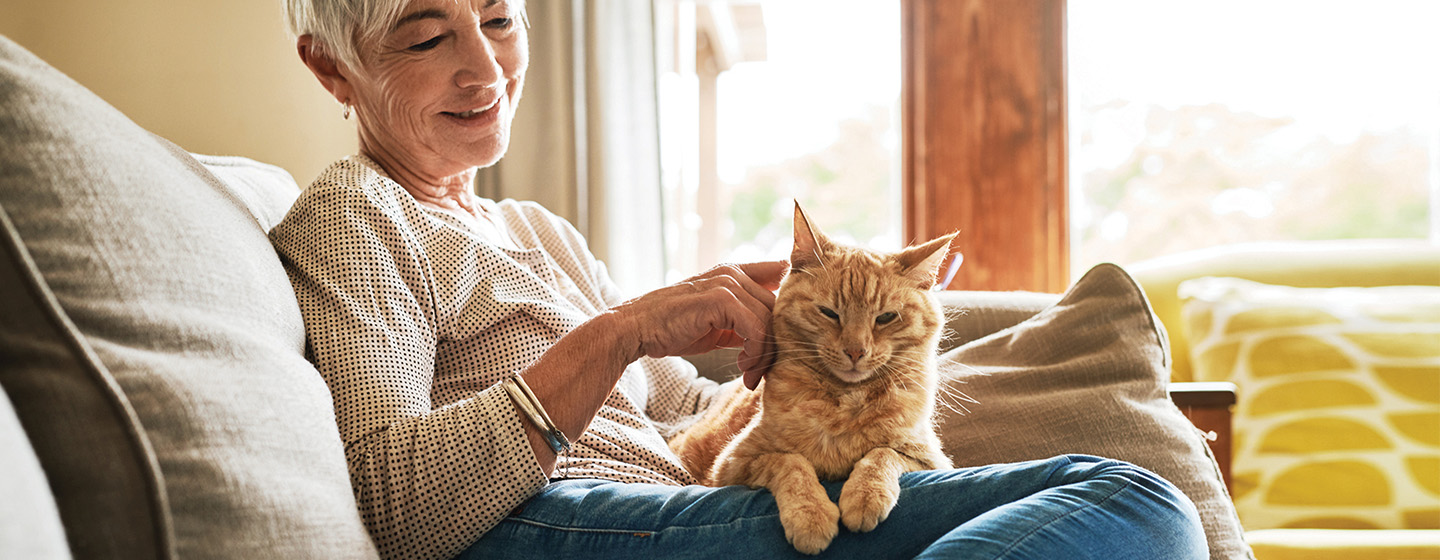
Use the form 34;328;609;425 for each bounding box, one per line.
845;348;867;363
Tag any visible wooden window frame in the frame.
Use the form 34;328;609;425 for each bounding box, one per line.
902;0;1068;292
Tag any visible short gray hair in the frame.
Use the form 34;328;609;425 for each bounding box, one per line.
283;0;528;76
283;0;410;75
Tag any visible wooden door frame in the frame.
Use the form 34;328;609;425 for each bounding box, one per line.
902;0;1069;292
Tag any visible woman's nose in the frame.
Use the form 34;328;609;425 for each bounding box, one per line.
454;29;505;90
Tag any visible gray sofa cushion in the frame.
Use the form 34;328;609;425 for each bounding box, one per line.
0;369;72;559
0;35;378;559
192;153;301;232
932;289;1063;349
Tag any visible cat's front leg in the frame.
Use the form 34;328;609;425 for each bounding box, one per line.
748;453;840;555
838;447;909;533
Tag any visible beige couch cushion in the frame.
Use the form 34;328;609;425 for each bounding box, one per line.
0;35;377;558
940;263;1253;559
191;153;301;232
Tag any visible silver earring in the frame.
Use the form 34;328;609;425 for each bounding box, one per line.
342;103;351;120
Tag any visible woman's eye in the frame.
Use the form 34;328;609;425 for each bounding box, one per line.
818;306;839;320
483;17;513;29
408;36;444;51
875;312;898;325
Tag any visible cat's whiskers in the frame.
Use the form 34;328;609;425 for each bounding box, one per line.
881;355;931;373
765;356;820;371
884;349;928;363
779;339;825;347
771;335;829;348
933;374;981;416
868;348;971;415
934;394;977;416
874;364;908;393
940;360;987;378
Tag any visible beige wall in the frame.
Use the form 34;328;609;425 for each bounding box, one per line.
0;0;357;186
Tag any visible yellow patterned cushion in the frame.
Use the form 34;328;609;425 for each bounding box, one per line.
1179;277;1440;531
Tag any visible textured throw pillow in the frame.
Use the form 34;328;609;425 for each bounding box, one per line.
0;36;377;558
939;263;1253;560
192;153;302;232
1178;277;1440;531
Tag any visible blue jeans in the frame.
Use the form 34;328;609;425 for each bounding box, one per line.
458;454;1206;559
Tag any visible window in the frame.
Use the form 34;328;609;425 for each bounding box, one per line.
1068;0;1440;270
655;0;903;283
903;0;1437;291
655;2;1438;292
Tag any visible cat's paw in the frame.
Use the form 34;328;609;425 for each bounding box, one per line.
779;498;841;555
838;475;901;533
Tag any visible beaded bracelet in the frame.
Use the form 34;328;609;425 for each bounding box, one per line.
502;373;571;479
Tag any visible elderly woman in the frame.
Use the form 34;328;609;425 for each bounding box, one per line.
271;1;1208;559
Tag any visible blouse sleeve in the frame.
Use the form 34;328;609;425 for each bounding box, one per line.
270;181;547;560
535;207;722;424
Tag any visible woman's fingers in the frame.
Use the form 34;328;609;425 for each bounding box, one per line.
734;260;789;291
740;354;766;390
687;260;787;341
622;283;757;356
700;283;769;353
689;262;784;388
614;260;786;386
691;276;771;336
732;261;785;380
695;261;787;307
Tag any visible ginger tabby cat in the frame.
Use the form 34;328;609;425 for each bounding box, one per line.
669;203;955;555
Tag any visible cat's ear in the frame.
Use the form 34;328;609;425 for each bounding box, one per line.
790;202;830;270
893;233;956;290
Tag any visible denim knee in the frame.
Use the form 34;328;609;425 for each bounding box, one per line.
1057;455;1208;556
1047;455;1164;486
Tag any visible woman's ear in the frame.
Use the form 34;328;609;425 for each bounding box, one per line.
296;35;354;105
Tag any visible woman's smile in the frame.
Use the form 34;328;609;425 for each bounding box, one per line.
441;96;504;128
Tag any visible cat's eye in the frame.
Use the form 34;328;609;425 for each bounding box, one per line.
875;312;898;325
818;306;839;321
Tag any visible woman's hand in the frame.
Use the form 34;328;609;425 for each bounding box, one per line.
610;261;787;390
514;261;785;474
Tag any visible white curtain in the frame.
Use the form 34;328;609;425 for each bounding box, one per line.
477;0;667;296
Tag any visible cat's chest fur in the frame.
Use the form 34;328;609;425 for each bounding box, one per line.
761;367;926;479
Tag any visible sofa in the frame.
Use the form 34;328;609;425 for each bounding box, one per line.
0;34;1259;559
1126;241;1440;560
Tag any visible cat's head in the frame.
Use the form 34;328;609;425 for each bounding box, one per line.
773;203;956;386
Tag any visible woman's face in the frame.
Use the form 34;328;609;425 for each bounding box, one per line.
350;0;528;180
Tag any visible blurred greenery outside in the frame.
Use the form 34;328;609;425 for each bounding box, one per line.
722;105;899;263
1072;102;1433;269
717;98;1433;271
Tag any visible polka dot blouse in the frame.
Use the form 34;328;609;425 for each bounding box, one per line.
270;155;720;560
